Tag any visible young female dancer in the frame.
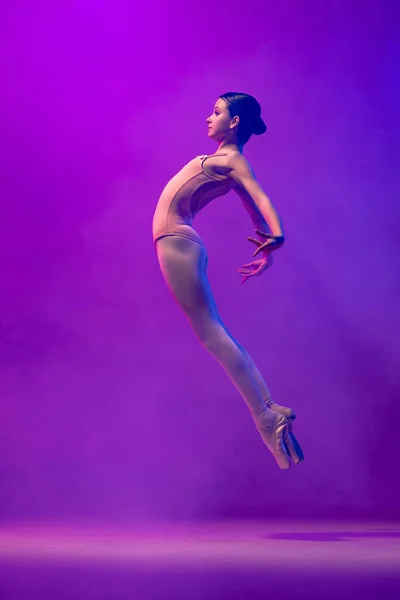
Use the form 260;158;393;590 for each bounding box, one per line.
152;92;303;470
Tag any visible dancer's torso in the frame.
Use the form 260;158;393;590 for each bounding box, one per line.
152;154;235;244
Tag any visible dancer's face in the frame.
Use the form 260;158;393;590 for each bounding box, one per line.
206;98;238;141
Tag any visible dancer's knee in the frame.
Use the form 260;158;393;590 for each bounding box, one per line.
196;325;243;365
191;322;224;354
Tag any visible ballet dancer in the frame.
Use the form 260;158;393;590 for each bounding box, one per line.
152;92;303;470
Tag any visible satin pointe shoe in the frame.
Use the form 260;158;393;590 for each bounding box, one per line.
254;409;291;470
284;419;304;464
265;400;304;464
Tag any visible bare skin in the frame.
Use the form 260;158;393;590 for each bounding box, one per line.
205;98;303;453
206;98;285;284
154;97;304;468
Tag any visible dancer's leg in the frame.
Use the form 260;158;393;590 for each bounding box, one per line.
221;332;295;418
156;235;291;468
203;276;295;419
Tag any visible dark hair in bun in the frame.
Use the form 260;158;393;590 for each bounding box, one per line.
252;116;267;136
219;92;267;144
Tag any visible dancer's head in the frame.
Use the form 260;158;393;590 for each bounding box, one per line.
206;92;267;145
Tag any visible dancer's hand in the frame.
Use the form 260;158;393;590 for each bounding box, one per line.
236;254;273;284
247;230;285;257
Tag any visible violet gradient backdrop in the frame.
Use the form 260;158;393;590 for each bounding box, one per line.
0;1;399;523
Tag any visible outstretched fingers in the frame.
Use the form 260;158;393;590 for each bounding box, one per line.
255;230;276;238
246;236;262;247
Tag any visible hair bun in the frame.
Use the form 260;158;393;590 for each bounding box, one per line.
252;117;267;135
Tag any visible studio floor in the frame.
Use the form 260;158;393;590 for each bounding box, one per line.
0;520;399;599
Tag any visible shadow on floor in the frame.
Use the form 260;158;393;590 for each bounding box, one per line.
266;530;400;542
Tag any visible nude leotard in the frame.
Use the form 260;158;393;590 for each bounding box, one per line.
152;154;235;245
153;153;301;470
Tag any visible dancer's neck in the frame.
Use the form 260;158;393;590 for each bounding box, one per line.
216;141;243;154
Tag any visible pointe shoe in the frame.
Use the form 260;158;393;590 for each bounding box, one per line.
283;422;304;464
255;410;291;470
266;399;296;420
265;401;304;464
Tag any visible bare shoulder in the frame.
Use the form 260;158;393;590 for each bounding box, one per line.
226;152;255;182
227;151;248;165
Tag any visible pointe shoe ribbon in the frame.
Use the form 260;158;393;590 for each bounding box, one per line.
266;399;296;420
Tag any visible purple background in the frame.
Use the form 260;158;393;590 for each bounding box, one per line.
0;1;399;524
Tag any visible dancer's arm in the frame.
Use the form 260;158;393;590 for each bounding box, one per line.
228;152;284;251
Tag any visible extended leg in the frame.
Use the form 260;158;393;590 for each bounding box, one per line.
156;235;295;469
203;272;296;419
